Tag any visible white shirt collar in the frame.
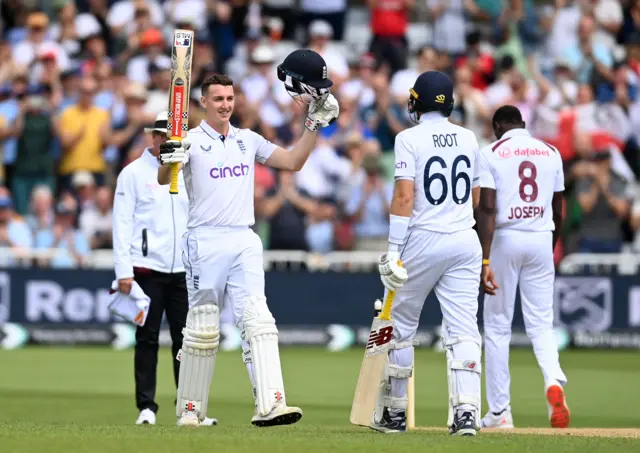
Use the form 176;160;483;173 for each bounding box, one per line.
501;128;531;139
419;111;448;123
199;119;236;140
143;148;160;167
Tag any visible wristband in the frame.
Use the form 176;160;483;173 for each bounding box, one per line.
482;259;490;265
388;214;410;251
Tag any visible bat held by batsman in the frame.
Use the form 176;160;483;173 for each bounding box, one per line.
159;139;191;166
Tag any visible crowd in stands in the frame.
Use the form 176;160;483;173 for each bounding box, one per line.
2;0;640;269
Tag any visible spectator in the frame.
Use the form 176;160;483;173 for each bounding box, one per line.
0;70;29;191
362;71;411;151
57;76;111;191
25;185;55;236
35;196;90;268
451;64;491;141
0;189;33;267
574;149;633;252
368;0;413;75
240;44;291;136
344;153;392;251
563;14;614;86
72;170;97;212
390;46;438;103
12;11;70;73
427;0;468;59
257;170;317;250
300;0;346;42
80;185;113;249
124;28;170;86
306;20;349;86
12;85;58;215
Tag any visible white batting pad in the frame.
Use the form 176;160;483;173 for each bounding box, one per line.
443;325;482;428
176;304;220;421
242;296;285;417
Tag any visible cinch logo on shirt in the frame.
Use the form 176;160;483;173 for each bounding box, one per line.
210;162;250;179
396;161;407;169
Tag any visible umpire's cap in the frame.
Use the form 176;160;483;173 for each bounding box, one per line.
277;49;332;90
408;70;454;118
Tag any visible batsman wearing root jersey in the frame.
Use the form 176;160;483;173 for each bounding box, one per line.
374;71;484;436
156;50;339;427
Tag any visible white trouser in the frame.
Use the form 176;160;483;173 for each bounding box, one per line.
182;226;265;389
388;228;482;407
483;229;567;414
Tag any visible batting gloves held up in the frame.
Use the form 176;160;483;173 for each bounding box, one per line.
304;94;340;132
159;139;191;165
378;252;408;291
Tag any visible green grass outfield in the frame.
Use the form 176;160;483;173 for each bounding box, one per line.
0;347;639;452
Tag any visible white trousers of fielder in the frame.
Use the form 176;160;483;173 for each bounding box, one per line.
483;229;567;414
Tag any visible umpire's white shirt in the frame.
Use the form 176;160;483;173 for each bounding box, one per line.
113;148;189;279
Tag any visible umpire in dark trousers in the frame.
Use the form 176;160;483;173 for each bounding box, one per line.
112;112;216;425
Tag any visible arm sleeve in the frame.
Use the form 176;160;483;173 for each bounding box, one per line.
394;134;416;180
112;169;136;280
475;148;496;190
251;131;278;164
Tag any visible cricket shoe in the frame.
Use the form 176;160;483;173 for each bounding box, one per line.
450;411;478;436
480;408;514;429
177;409;200;427
200;417;218;426
136;408;156;425
370;407;406;433
546;384;570;428
251;402;303;427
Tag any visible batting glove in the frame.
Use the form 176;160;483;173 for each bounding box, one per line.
159;139;191;165
304;94;339;132
378;251;408;291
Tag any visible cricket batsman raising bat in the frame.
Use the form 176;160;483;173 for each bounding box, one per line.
156;49;339;427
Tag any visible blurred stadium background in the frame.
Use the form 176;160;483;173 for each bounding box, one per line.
1;0;640;353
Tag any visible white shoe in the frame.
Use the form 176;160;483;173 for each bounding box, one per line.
200;417;218;426
136;408;156;425
177;410;200;427
546;383;570;428
480;408;514;429
251;402;302;427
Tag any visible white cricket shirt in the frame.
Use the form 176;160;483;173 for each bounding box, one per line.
113;149;188;279
394;112;481;233
476;128;565;232
183;120;277;229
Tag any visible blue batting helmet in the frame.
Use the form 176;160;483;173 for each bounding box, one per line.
408;70;454;122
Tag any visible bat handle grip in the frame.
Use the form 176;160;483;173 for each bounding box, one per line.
379;260;402;321
169;135;182;194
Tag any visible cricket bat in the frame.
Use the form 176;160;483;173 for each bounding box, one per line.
167;29;194;195
350;283;398;427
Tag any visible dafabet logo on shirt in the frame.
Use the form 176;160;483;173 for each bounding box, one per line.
210;161;250;179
